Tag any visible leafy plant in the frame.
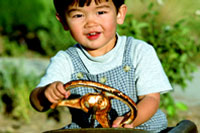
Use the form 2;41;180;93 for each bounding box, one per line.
0;0;75;57
0;36;28;56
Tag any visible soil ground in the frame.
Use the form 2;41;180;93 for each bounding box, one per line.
0;105;199;133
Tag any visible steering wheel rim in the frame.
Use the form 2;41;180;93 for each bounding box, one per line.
51;80;137;128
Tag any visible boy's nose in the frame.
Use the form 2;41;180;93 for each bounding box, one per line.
84;15;98;28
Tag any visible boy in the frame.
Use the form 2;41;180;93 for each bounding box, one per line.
30;0;173;132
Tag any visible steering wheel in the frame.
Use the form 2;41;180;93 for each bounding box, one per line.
51;80;137;128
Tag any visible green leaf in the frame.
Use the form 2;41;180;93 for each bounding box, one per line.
167;105;176;116
180;54;188;62
175;102;188;111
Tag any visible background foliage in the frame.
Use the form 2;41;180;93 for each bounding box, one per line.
0;0;75;57
0;0;200;123
0;60;41;122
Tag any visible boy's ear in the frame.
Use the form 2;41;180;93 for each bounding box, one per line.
56;13;69;31
117;4;127;25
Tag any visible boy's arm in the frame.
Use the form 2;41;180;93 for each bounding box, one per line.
112;92;160;128
29;86;52;112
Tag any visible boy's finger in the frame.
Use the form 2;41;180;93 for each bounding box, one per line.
55;82;70;99
48;91;60;103
64;90;71;98
53;88;65;99
56;82;67;95
123;123;134;128
112;116;124;128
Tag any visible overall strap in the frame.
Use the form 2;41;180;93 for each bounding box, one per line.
122;36;134;65
66;45;89;73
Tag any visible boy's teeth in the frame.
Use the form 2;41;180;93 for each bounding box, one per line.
89;32;96;36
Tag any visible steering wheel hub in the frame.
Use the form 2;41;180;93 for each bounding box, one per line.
80;93;111;114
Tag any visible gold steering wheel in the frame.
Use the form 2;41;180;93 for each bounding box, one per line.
51;80;137;128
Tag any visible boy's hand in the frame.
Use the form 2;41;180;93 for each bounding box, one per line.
112;115;134;128
44;81;71;104
112;93;160;128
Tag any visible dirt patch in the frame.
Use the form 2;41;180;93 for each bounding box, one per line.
0;105;199;133
168;105;200;131
0;108;71;133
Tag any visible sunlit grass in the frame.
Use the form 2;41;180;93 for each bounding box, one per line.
126;0;200;24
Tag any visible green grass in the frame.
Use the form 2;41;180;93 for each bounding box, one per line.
126;0;200;22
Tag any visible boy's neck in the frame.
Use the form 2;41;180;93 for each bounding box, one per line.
84;35;118;57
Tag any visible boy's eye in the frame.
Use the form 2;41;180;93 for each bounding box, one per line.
97;11;107;15
73;14;83;18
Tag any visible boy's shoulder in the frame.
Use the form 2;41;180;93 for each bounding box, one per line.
121;35;154;52
120;34;151;45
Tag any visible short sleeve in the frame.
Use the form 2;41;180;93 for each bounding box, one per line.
37;51;73;87
132;42;173;96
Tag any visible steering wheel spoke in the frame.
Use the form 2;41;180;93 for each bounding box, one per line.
51;98;82;109
96;112;110;128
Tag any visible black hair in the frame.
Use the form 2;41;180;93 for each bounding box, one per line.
54;0;125;19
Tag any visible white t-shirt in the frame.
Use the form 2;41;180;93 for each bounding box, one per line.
37;34;173;96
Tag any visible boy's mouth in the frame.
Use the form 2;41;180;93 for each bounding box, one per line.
87;32;101;40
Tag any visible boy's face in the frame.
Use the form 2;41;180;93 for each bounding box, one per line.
58;0;127;57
